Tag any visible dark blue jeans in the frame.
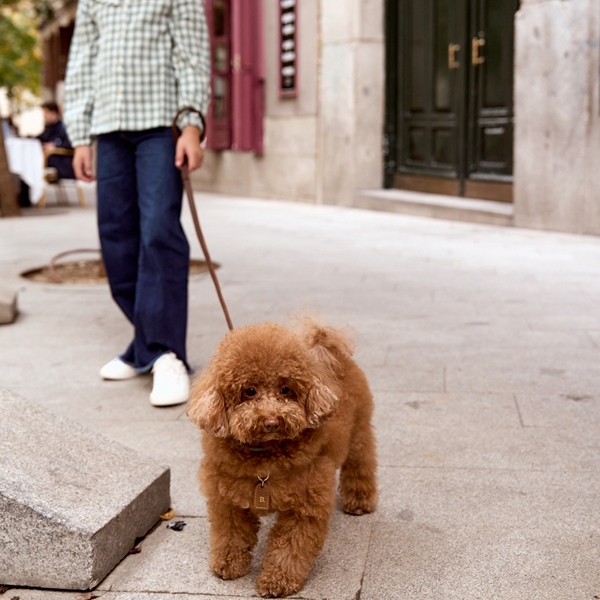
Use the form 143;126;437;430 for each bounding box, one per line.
96;128;189;371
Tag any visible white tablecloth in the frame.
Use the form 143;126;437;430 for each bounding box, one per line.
5;137;44;204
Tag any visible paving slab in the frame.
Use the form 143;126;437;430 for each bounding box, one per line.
8;592;259;600
1;195;599;599
362;467;600;600
586;331;600;350
98;512;372;599
516;391;600;429
0;388;170;590
379;420;600;471
374;389;600;471
364;364;445;393
361;520;600;600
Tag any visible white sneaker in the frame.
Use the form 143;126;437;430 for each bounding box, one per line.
100;357;138;380
150;352;190;407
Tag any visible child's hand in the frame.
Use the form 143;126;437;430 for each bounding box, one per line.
73;145;95;182
175;126;204;172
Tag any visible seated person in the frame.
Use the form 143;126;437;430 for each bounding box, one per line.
37;101;76;180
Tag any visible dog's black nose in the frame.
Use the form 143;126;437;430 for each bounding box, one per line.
263;417;280;432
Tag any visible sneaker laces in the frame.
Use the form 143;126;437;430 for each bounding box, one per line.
153;353;187;381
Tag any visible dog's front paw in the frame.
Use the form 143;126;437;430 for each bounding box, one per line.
257;566;303;598
210;547;252;580
342;492;377;515
340;479;378;516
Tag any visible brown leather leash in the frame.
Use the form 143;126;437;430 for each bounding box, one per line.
172;108;234;331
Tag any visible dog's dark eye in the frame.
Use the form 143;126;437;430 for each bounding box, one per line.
280;386;291;395
243;387;257;398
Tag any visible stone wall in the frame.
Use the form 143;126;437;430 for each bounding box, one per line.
192;0;320;202
514;0;600;235
191;0;385;206
318;0;384;205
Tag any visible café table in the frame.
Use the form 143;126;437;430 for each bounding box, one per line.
5;137;44;204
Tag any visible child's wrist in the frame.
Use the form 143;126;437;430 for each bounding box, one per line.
181;125;201;139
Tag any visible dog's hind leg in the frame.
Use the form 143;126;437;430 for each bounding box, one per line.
207;499;260;580
339;420;378;515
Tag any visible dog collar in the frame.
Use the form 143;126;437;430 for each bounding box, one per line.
238;444;270;454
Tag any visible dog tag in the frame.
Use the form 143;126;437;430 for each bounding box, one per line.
254;476;270;511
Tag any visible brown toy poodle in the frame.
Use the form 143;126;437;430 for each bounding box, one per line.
187;318;378;598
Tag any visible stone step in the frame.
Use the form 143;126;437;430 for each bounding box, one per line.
356;188;514;227
0;284;17;324
0;388;170;590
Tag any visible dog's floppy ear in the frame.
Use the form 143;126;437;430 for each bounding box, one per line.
187;372;229;437
305;377;339;428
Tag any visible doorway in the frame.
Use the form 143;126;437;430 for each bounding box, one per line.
384;0;519;202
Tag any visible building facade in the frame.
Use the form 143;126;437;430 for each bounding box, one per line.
513;0;600;235
193;0;384;208
39;0;600;235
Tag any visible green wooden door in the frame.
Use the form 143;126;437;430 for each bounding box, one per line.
384;0;519;198
467;0;517;181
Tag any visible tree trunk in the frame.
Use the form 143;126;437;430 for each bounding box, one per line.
0;125;20;218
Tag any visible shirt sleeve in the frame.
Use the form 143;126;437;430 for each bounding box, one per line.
63;0;99;147
169;0;211;133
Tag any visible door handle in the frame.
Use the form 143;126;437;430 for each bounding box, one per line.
448;43;460;69
472;37;485;65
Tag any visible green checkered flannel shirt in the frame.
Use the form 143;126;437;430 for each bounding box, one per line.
64;0;210;147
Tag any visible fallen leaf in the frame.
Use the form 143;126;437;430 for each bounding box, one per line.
166;520;187;531
0;587;11;595
159;508;175;521
129;545;142;554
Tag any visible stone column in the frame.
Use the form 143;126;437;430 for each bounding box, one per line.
514;0;600;235
317;0;384;206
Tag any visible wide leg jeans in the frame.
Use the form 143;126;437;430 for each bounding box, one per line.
96;127;189;371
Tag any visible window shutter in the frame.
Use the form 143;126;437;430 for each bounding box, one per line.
231;0;264;153
203;0;233;150
58;24;75;81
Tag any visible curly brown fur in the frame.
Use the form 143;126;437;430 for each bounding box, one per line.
187;318;378;597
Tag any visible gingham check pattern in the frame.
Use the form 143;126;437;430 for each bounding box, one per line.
64;0;210;147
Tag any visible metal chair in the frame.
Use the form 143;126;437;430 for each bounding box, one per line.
39;147;87;208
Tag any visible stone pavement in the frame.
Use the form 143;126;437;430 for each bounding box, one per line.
0;193;599;600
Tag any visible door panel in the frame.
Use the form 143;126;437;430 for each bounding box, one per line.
386;0;518;195
398;0;466;178
468;0;519;179
433;0;452;111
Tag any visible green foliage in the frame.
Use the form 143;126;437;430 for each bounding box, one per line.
0;0;52;18
0;0;52;100
0;17;40;98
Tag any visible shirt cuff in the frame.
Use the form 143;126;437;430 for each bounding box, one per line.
176;110;206;139
70;137;93;148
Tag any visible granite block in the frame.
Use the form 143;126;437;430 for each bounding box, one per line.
0;388;170;590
